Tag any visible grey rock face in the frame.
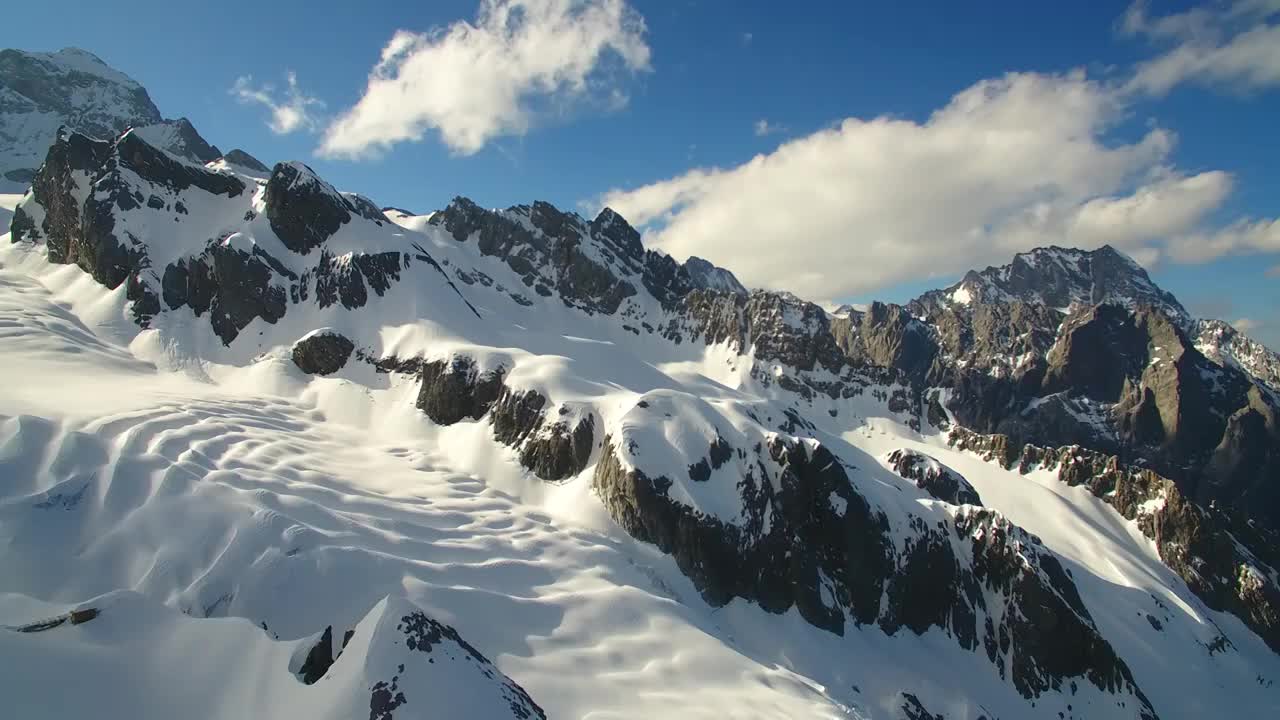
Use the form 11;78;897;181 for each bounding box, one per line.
162;243;288;343
1;48;161;189
384;610;548;720
951;425;1280;654
428;197;744;315
298;625;334;684
592;434;1154;712
684;255;747;295
292;332;355;376
886;449;981;505
12;127;246;327
916;245;1187;320
0;48;224;188
416;356;506;425
11;128;422;345
413;356;593;481
220;148;269;172
264;162;353;255
132;117;221;164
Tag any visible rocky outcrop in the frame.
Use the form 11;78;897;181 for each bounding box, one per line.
220;148;268;172
416;356;506;425
132;117;221;164
886;449;981;505
291;331;355;376
384;608;547;720
297;625;334;684
161;242;288;344
414;356;593;481
593;434;1154;711
950;426;1280;654
519;411;595;481
264;162;354;255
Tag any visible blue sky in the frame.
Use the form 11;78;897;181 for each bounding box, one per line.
5;0;1278;345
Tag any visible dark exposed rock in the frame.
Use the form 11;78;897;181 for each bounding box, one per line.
416;356;506;425
915;245;1186;320
520;412;595;481
887;449;982;505
950;425;1280;654
594;434;1155;711
897;692;943;720
264;161;352;255
684;255;747;295
298;625;334;684
10;128;111;257
136;117;222;164
491;388;548;448
220;148;268;172
13;607;99;633
312;250;405;310
393;611;547;720
162;243;289;345
292;331;355;376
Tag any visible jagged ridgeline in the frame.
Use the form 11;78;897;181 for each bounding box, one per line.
7;107;1280;719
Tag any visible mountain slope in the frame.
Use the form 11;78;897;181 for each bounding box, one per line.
0;47;220;192
4;124;1280;718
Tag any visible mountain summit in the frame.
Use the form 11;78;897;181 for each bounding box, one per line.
916;245;1187;320
0;47;220;192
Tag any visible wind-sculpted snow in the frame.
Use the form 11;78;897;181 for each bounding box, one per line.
6;121;1280;718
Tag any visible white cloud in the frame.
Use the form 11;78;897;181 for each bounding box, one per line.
1232;317;1260;333
231;72;324;135
1167;217;1280;262
1124;0;1280;95
319;0;650;158
753;119;785;137
598;70;1275;301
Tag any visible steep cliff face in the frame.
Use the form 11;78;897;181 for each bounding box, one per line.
591;426;1155;715
949;426;1280;655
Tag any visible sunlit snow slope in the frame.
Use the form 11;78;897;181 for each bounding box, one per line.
2;129;1278;720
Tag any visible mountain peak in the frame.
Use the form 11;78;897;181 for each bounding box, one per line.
0;46;228;191
919;243;1186;320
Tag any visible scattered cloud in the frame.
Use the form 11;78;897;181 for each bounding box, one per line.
1123;0;1280;95
1232;317;1260;333
231;72;323;135
1166;217;1280;263
319;0;651;158
599;70;1276;300
742;32;754;45
753;119;786;137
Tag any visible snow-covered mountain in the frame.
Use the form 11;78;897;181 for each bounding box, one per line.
915;245;1188;320
0;47;226;193
3;109;1280;717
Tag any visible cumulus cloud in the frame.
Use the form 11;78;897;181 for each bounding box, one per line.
1123;0;1280;95
231;72;323;135
599;70;1273;300
319;0;650;158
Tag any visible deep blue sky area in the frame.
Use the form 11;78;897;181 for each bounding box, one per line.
4;0;1276;344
